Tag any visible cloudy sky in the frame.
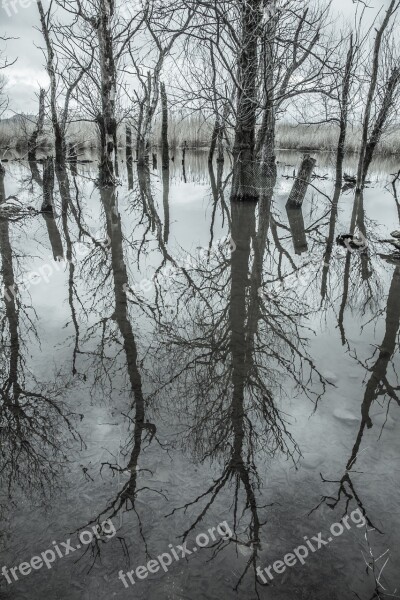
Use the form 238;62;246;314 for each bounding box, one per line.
0;0;392;116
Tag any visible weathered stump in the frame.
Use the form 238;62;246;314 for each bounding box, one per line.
286;154;316;209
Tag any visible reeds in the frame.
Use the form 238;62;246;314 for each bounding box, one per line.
1;115;400;156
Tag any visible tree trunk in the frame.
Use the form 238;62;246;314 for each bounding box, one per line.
286;154;316;208
37;0;66;165
209;118;221;163
28;89;46;162
335;34;354;183
256;0;277;171
162;161;170;243
0;166;5;203
42;156;55;213
97;0;117;186
160;82;169;170
126;125;133;163
231;0;263;201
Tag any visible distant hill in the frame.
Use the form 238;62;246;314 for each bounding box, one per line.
0;113;36;124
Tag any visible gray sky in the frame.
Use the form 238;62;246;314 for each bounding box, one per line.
0;0;391;116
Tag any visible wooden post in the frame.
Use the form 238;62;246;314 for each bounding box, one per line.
286;154;316;209
286;206;308;255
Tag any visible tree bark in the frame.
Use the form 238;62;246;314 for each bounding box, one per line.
97;0;117;186
231;0;263;201
160;82;169;170
256;0;277;171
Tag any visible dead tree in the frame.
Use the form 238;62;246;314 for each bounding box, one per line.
256;2;332;169
335;33;356;182
56;0;146;185
356;0;400;190
131;4;193;167
361;65;400;184
36;0;93;166
0;35;16;120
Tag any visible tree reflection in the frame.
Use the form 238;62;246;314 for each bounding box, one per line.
0;169;82;510
314;265;400;531
148;170;326;592
76;183;165;557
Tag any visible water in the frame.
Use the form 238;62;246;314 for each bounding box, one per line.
0;150;399;600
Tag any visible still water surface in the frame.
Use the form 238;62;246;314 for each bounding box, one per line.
0;150;399;599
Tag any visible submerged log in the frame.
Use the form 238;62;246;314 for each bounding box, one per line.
286;154;316;209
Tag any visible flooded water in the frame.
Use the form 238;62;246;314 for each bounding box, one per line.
0;150;399;600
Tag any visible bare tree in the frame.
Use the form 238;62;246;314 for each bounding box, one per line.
56;0;147;183
126;2;193;166
36;0;93;165
356;0;400;190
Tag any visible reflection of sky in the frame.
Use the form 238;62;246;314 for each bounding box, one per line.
0;0;394;114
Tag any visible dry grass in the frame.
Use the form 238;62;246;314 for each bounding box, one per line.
276;123;400;155
1;114;400;156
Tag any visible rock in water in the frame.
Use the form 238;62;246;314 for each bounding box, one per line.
333;408;359;424
322;370;338;384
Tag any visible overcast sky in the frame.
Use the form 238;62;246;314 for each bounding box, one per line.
0;0;392;116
